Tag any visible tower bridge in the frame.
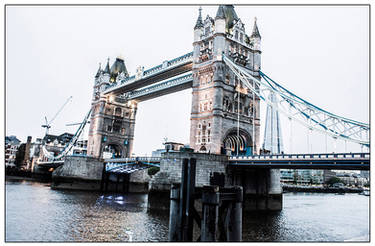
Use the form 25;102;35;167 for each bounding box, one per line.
48;5;369;212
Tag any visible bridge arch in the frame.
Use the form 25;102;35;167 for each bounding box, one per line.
102;142;126;158
222;128;253;156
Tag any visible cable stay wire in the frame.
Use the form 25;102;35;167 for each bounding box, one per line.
222;54;369;147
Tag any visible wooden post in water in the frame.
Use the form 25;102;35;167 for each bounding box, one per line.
228;186;243;241
178;158;189;241
100;162;106;191
201;185;220;241
168;183;180;241
185;158;196;241
104;173;109;193
115;174;120;193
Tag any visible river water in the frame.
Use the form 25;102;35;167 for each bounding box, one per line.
5;178;369;242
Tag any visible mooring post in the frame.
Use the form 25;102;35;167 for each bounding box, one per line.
115;174;120;193
100;162;106;191
169;183;181;241
178;158;189;241
228;186;243;242
201;185;220;242
185;158;196;241
104;173;109;193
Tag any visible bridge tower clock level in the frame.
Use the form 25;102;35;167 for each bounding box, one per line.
190;5;261;156
87;58;137;159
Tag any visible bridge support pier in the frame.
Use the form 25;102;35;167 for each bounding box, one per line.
228;167;282;211
149;152;282;211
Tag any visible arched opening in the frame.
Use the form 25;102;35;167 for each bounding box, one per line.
223;129;253;156
103;144;122;158
199;145;207;153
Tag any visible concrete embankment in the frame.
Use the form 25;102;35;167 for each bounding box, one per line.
282;185;364;193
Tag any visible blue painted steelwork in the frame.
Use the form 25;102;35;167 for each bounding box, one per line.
104;51;193;93
229;152;370;170
126;73;193;101
104;157;161;173
222;54;370;146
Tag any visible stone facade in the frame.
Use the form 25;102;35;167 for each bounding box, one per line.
149;152;228;192
87;58;137;159
190;6;261;156
51;156;103;190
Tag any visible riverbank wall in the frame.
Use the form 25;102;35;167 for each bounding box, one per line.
282;185;364;193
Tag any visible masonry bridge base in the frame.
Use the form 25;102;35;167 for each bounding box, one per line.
148;152;282;211
51;156;149;192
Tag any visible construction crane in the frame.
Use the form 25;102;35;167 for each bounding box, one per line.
42;96;73;135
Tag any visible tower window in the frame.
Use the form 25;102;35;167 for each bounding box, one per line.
235;30;239;40
115;107;122;117
205;26;210;35
240;33;243;42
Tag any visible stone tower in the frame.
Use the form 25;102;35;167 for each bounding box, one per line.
87;57;137;158
190;5;261;156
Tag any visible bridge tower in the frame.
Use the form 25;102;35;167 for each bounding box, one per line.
190;5;261;155
87;58;137;158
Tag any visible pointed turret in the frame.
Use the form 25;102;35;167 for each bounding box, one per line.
223;5;239;32
251;17;261;39
194;7;203;29
110;57;129;82
104;58;110;74
215;5;225;19
95;63;102;78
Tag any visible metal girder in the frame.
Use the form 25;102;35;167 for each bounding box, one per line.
222;54;369;146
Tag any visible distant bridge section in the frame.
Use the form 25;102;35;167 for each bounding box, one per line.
229;152;370;170
104;52;193;95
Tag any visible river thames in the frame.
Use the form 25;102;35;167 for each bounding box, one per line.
5;178;369;242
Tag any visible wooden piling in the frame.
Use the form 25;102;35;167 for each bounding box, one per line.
104;173;109;193
178;158;189;241
168;183;180;241
100;162;106;191
115;174;120;192
228;186;243;241
201;185;220;242
185;158;196;241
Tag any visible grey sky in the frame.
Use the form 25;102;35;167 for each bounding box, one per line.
6;5;369;155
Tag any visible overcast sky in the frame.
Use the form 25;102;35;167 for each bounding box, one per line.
6;5;369;155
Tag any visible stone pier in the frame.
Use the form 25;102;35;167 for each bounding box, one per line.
52;156;150;192
148;152;282;211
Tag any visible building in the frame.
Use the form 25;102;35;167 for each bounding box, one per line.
86;5;262;158
189;5;261;155
280;169;324;185
323;170;336;183
5;136;21;167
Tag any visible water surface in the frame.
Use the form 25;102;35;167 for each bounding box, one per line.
5;179;369;242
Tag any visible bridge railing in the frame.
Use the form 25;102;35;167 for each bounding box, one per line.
229;153;370;160
104;157;161;163
105;52;193;93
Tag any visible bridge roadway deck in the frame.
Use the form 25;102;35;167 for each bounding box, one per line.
104;152;369;171
104;52;193;96
229;153;370;170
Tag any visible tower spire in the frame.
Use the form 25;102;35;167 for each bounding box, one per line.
104;58;110;74
251;17;261;39
215;5;225;19
95;62;102;77
194;6;203;29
